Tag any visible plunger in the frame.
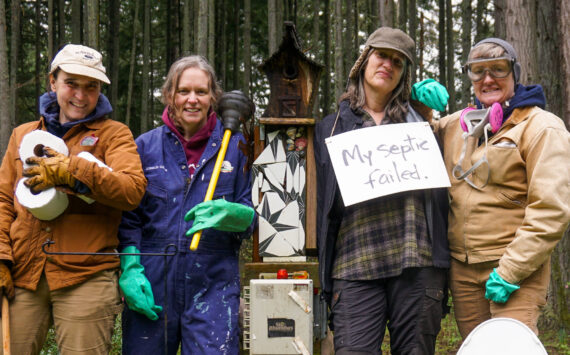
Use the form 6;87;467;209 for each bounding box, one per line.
190;90;255;251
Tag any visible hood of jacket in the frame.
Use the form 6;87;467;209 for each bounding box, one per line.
39;92;113;138
476;83;546;124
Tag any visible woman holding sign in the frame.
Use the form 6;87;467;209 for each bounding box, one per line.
314;27;450;354
429;38;570;339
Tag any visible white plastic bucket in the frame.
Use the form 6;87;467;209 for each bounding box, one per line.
457;318;547;355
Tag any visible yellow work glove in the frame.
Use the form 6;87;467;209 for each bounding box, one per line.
0;262;15;300
23;146;76;194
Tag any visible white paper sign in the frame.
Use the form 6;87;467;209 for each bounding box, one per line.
325;122;450;206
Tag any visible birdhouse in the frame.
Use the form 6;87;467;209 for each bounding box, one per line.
260;22;322;119
250;22;323;262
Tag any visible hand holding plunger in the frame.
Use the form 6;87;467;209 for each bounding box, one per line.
188;91;255;251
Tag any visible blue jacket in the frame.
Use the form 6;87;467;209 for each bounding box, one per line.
314;101;450;304
119;118;254;254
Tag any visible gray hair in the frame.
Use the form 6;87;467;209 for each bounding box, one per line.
161;55;223;109
468;43;506;61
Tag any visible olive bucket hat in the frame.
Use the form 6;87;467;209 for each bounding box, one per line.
349;27;415;80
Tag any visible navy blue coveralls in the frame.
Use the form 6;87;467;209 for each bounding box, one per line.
119;118;254;355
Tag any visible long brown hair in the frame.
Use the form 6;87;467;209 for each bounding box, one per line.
339;48;412;123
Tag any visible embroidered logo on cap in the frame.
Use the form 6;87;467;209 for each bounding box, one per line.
80;134;99;146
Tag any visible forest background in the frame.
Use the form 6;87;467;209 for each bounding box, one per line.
0;0;568;353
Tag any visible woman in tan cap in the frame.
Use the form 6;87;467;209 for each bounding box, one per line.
314;27;450;354
0;44;146;354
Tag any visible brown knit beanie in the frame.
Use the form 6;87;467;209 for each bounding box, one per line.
349;27;415;80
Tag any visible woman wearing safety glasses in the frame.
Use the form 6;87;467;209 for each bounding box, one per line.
420;38;570;339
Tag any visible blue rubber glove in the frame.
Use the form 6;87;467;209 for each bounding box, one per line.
119;246;162;320
184;199;255;236
485;268;520;303
411;78;450;112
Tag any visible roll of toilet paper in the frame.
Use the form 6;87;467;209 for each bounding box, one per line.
15;178;69;221
77;151;113;171
76;151;113;204
19;130;69;169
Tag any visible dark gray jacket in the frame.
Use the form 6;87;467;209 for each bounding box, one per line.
314;100;450;304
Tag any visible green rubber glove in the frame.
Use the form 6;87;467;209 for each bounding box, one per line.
411;78;450;112
485;268;520;303
184;199;255;236
119;246;162;321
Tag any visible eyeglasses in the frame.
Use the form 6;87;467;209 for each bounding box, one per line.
463;57;514;82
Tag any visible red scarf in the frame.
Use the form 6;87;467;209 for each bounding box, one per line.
161;107;217;177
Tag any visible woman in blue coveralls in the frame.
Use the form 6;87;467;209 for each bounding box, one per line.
118;55;255;354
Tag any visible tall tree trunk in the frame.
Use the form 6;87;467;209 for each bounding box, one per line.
166;0;174;69
218;0;227;87
10;0;21;128
501;0;569;335
460;0;473;107
232;0;238;89
408;0;416;83
368;0;377;33
334;0;344;99
493;0;506;41
312;0;320;118
35;0;41;116
418;12;424;81
196;0;208;57
503;0;537;85
344;0;353;77
126;0;140;130
475;0;487;42
48;0;55;62
243;0;251;96
445;0;455;113
182;0;192;53
107;0;120;118
561;0;570;128
72;0;82;43
208;0;215;63
141;0;150;133
379;0;395;27
537;0;570;333
58;0;65;46
276;0;283;41
322;0;331;115
438;0;446;88
268;0;278;55
398;0;407;31
0;0;11;155
85;0;99;49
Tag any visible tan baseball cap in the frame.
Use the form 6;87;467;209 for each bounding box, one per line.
49;44;110;84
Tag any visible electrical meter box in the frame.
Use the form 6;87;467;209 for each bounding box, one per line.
244;279;313;354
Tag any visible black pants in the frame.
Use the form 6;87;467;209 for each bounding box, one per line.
331;267;447;355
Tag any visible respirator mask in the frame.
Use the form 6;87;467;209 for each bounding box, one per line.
452;102;503;190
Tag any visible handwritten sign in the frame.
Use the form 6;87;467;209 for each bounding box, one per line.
325;122;450;206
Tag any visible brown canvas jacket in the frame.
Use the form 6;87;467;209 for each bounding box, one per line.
435;106;570;284
0;117;146;291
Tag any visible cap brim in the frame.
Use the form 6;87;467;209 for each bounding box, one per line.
369;42;413;63
58;64;111;84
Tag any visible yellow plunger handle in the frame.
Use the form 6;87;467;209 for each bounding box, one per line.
190;129;233;251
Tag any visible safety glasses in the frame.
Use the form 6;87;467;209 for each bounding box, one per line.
462;57;514;82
